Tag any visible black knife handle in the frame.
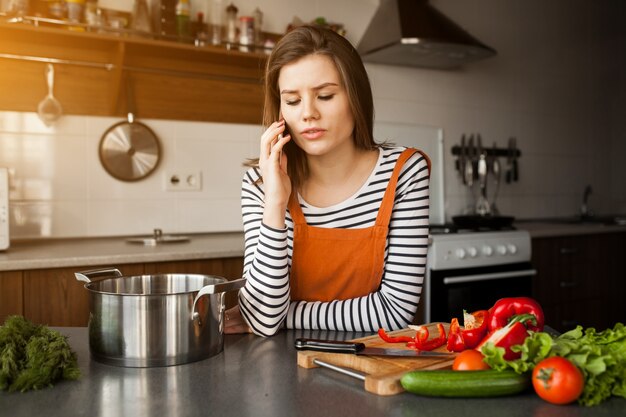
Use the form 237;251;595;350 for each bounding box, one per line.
294;338;366;353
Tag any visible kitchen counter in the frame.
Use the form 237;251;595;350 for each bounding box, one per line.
516;220;626;238
2;220;626;273
1;328;624;417
0;233;244;272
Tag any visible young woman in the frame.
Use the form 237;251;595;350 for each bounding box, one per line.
227;25;430;337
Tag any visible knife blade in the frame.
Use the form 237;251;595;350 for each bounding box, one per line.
294;338;455;358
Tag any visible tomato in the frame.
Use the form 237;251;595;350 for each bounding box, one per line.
532;357;584;405
452;349;491;371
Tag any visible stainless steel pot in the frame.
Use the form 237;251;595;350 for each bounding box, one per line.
75;267;246;368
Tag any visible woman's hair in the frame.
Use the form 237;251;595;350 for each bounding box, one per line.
249;25;378;188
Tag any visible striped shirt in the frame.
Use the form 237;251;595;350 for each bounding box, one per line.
238;146;430;337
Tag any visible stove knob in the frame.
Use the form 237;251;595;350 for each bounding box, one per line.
455;248;467;259
482;245;493;256
507;244;518;255
496;245;507;255
467;247;478;258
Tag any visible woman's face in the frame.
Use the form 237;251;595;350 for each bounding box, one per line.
277;54;355;158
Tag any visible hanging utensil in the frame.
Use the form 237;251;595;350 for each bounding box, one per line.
464;134;474;186
98;76;161;182
475;134;490;216
458;134;466;185
511;137;519;182
490;142;501;215
505;137;514;184
37;64;63;127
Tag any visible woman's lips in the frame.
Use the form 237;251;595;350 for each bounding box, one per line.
300;129;326;140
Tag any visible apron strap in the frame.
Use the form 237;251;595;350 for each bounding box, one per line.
375;148;427;227
288;190;306;225
288;147;431;227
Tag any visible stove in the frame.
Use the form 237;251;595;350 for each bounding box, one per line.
428;227;531;270
422;225;535;323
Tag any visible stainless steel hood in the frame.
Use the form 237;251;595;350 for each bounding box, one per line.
357;0;496;69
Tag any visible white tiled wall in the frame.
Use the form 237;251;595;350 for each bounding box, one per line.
1;0;624;239
0;113;259;238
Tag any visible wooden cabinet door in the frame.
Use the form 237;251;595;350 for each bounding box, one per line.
0;271;23;323
23;263;144;326
532;233;623;333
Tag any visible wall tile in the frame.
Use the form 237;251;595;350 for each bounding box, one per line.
87;199;178;237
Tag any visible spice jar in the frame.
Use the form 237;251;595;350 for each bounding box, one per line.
238;16;253;51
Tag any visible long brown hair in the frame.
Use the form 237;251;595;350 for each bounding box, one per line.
248;25;379;189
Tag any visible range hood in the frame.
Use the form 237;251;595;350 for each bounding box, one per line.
357;0;496;69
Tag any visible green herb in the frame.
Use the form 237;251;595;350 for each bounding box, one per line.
0;315;80;392
481;322;626;406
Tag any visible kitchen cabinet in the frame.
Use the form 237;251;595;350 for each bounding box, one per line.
0;270;22;320
0;257;244;326
23;263;143;326
531;232;626;333
0;21;271;124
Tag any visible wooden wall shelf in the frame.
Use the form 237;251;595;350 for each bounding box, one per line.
0;21;270;124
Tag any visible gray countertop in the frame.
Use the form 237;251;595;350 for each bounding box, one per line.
0;232;245;272
1;327;624;417
2;222;625;273
515;221;626;238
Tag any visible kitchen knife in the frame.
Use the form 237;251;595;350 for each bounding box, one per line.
295;338;455;358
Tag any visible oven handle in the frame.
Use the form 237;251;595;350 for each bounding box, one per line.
443;269;537;285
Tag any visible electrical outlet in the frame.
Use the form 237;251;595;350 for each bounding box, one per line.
164;171;202;191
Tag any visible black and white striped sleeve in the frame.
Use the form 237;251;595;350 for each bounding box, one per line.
238;168;291;336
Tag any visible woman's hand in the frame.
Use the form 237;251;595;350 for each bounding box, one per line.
224;305;252;334
259;120;292;228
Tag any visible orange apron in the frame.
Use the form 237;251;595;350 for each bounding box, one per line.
288;148;429;302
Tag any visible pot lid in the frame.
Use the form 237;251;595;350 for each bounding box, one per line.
99;117;161;182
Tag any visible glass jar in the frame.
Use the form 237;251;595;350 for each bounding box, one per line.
238;16;253;51
66;0;85;23
210;0;223;45
132;0;152;33
225;2;238;44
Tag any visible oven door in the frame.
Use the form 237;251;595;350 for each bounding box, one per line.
425;262;536;323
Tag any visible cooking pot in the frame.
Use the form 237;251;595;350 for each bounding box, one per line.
75;267;246;368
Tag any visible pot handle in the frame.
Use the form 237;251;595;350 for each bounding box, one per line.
191;277;246;322
75;267;123;283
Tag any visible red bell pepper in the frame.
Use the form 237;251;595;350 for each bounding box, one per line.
377;328;414;344
477;314;535;360
446;310;489;352
488;297;545;333
407;323;447;351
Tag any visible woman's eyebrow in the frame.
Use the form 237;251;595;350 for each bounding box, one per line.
280;82;339;95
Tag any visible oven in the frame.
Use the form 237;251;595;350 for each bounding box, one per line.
422;229;536;323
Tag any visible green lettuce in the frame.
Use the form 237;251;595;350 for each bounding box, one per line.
481;322;626;406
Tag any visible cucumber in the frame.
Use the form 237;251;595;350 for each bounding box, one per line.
400;370;530;398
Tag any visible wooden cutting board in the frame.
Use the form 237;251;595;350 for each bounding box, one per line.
297;323;455;396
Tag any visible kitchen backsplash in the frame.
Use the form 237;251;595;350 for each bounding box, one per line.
0;112;259;238
1;0;624;239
